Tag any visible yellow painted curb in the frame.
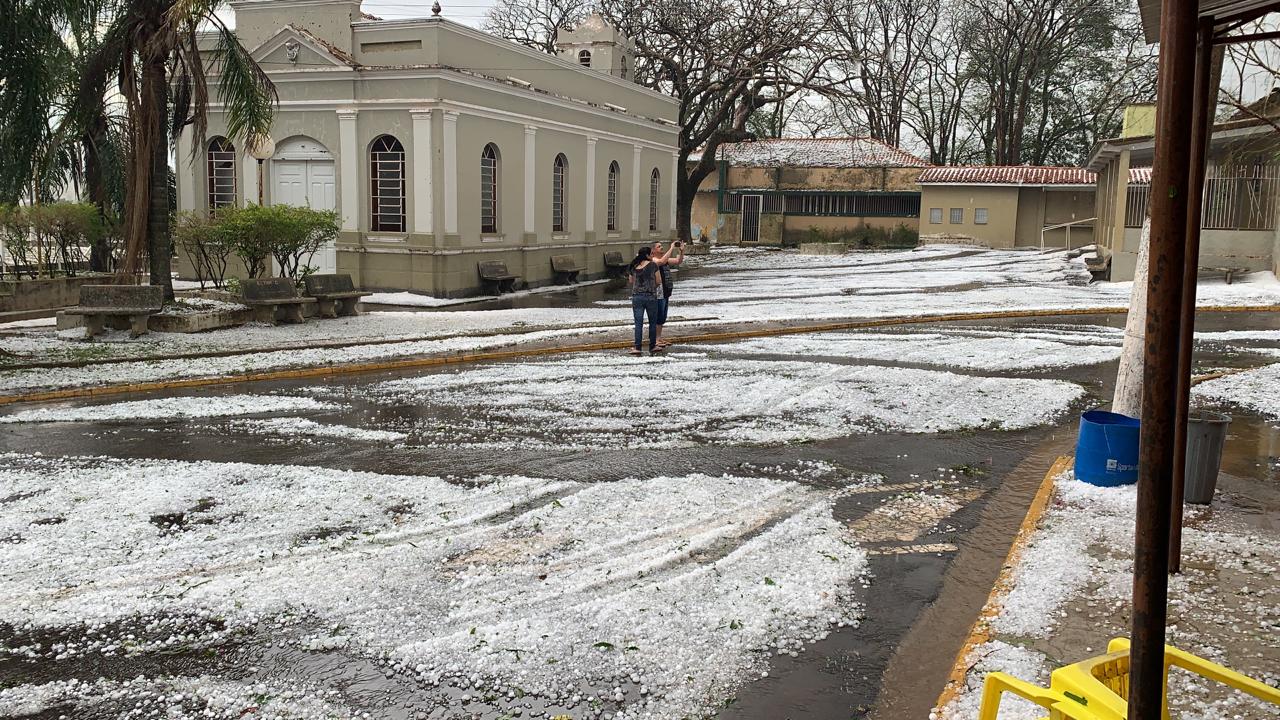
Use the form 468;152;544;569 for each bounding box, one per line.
2;304;1278;407
932;454;1072;713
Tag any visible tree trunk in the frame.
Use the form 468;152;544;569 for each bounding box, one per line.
676;190;694;244
84;112;111;273
144;56;174;300
1113;218;1151;417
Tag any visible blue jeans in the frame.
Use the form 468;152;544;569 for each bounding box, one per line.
632;296;663;350
655;298;669;326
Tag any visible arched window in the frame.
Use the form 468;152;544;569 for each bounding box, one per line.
607;160;620;232
649;168;660;232
578;50;591;67
207;137;237;210
620;56;629;81
481;143;500;234
370;135;405;232
552;153;568;232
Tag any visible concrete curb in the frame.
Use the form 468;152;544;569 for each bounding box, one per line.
2;305;1278;407
931;455;1071;715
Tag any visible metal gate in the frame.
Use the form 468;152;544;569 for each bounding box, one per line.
741;194;762;243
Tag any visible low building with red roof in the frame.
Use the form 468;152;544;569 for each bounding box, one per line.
915;165;1113;251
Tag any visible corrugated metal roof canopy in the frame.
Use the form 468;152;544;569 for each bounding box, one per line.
1138;0;1280;43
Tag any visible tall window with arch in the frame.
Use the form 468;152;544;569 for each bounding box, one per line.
649;168;660;232
578;50;591;67
207;137;237;210
607;160;620;232
481;143;500;234
370;135;405;232
552;153;568;232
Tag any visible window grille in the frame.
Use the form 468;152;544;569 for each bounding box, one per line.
370;135;406;232
949;208;963;224
649;168;660;231
974;208;989;225
929;207;943;224
207;137;237;210
553;153;567;232
607;160;619;231
481;143;500;234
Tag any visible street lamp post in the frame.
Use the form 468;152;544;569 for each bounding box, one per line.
247;134;276;206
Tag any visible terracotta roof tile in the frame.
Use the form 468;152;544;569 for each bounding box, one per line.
917;166;1096;185
690;137;930;168
917;165;1153;186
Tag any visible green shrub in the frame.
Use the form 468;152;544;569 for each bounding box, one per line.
0;205;34;279
173;211;234;289
215;204;339;280
0;202;103;279
798;222;919;249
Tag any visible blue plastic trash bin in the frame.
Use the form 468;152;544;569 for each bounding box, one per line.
1075;410;1141;487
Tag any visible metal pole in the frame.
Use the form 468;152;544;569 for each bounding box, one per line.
1170;22;1221;575
257;159;265;207
1131;0;1198;717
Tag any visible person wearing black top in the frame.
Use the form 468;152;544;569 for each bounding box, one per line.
651;241;684;348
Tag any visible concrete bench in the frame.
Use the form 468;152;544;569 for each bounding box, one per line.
550;254;584;284
240;277;316;325
603;251;628;278
63;284;163;339
478;260;519;294
1204;266;1246;284
304;274;371;318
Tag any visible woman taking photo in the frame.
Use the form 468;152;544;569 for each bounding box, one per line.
627;243;678;355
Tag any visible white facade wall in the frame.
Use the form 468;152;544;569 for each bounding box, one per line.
178;3;679;295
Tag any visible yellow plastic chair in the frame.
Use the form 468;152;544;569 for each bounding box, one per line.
978;672;1099;720
1050;637;1280;720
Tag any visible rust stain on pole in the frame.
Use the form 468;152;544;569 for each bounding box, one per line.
1170;24;1221;575
1132;0;1198;716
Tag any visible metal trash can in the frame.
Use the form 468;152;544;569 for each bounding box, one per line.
1184;411;1231;504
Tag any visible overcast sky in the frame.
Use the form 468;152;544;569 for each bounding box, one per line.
216;0;499;28
362;0;498;25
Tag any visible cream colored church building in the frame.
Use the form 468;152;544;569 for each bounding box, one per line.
176;1;680;296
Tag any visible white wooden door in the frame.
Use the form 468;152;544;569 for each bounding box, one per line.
306;162;337;274
272;160;337;274
273;161;308;207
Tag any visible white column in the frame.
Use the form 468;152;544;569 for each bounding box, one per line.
410;109;435;235
242;152;258;209
176;127;196;212
523;125;537;235
443;110;459;235
337;109;359;231
631;145;642;232
585;137;597;232
669;151;679;233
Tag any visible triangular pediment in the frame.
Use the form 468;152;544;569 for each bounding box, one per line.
252;25;357;70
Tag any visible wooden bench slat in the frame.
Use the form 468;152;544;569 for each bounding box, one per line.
478;261;520;294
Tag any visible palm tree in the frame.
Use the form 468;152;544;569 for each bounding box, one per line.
92;0;277;299
2;0;276;298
